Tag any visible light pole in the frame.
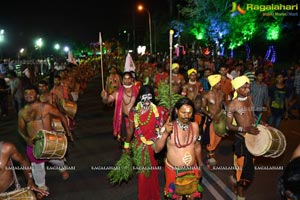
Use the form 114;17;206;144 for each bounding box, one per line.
137;5;152;55
0;29;5;59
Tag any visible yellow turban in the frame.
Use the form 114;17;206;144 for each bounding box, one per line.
172;63;179;70
187;68;197;76
207;74;221;88
231;75;250;99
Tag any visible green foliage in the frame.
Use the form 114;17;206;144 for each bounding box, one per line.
156;82;183;111
179;0;288;51
107;153;133;185
131;140;151;177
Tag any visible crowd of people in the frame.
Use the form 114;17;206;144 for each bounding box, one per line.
1;52;300;199
100;53;300;200
0;58;97;199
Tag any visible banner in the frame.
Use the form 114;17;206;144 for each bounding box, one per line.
124;53;135;72
67;51;77;65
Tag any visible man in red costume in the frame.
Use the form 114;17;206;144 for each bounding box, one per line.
125;85;168;200
101;72;139;141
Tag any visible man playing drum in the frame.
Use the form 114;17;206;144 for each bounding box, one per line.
18;85;71;196
226;76;260;200
51;74;77;132
201;74;226;168
0;141;49;197
38;80;69;134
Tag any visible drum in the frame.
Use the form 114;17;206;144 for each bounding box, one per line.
51;118;66;133
245;125;286;158
33;130;68;159
61;99;77;119
0;187;36;200
212;110;227;137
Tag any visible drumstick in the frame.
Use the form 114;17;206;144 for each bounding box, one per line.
255;113;262;127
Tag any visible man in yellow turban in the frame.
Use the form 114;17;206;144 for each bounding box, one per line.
201;74;226;168
181;68;203;100
187;68;197;77
231;75;250;100
171;63;179;70
171;63;185;94
226;75;259;200
181;68;204;126
207;74;221;88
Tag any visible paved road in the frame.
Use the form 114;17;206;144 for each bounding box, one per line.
1;76;299;200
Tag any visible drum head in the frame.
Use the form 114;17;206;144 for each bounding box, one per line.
33;130;45;159
245;125;272;156
61;99;77;118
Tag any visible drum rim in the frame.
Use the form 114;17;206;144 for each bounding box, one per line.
264;127;286;158
0;187;36;199
33;130;68;159
245;125;272;156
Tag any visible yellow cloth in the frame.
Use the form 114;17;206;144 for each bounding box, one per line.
187;68;197;76
172;63;179;70
231;75;250;99
207;74;221;88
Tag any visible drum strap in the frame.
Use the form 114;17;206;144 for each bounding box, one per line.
10;159;21;189
40;103;45;129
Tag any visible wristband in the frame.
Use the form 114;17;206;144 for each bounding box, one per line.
124;142;130;149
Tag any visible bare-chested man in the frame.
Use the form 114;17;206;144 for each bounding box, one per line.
181;68;203;102
38;80;61;110
171;63;186;94
201;74;226;167
18;85;72;194
182;68;205;135
51;75;71;100
101;71;139;141
0;141;49;198
154;97;202;199
51;74;77;132
226;75;259;200
38;80;68;134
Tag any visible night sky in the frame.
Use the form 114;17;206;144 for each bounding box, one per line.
0;0;171;56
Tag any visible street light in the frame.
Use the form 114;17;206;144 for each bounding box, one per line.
35;38;43;49
137;4;152;55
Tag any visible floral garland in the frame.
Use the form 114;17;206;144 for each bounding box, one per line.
134;102;160;145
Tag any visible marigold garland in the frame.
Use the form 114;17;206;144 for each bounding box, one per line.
134;102;160;145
